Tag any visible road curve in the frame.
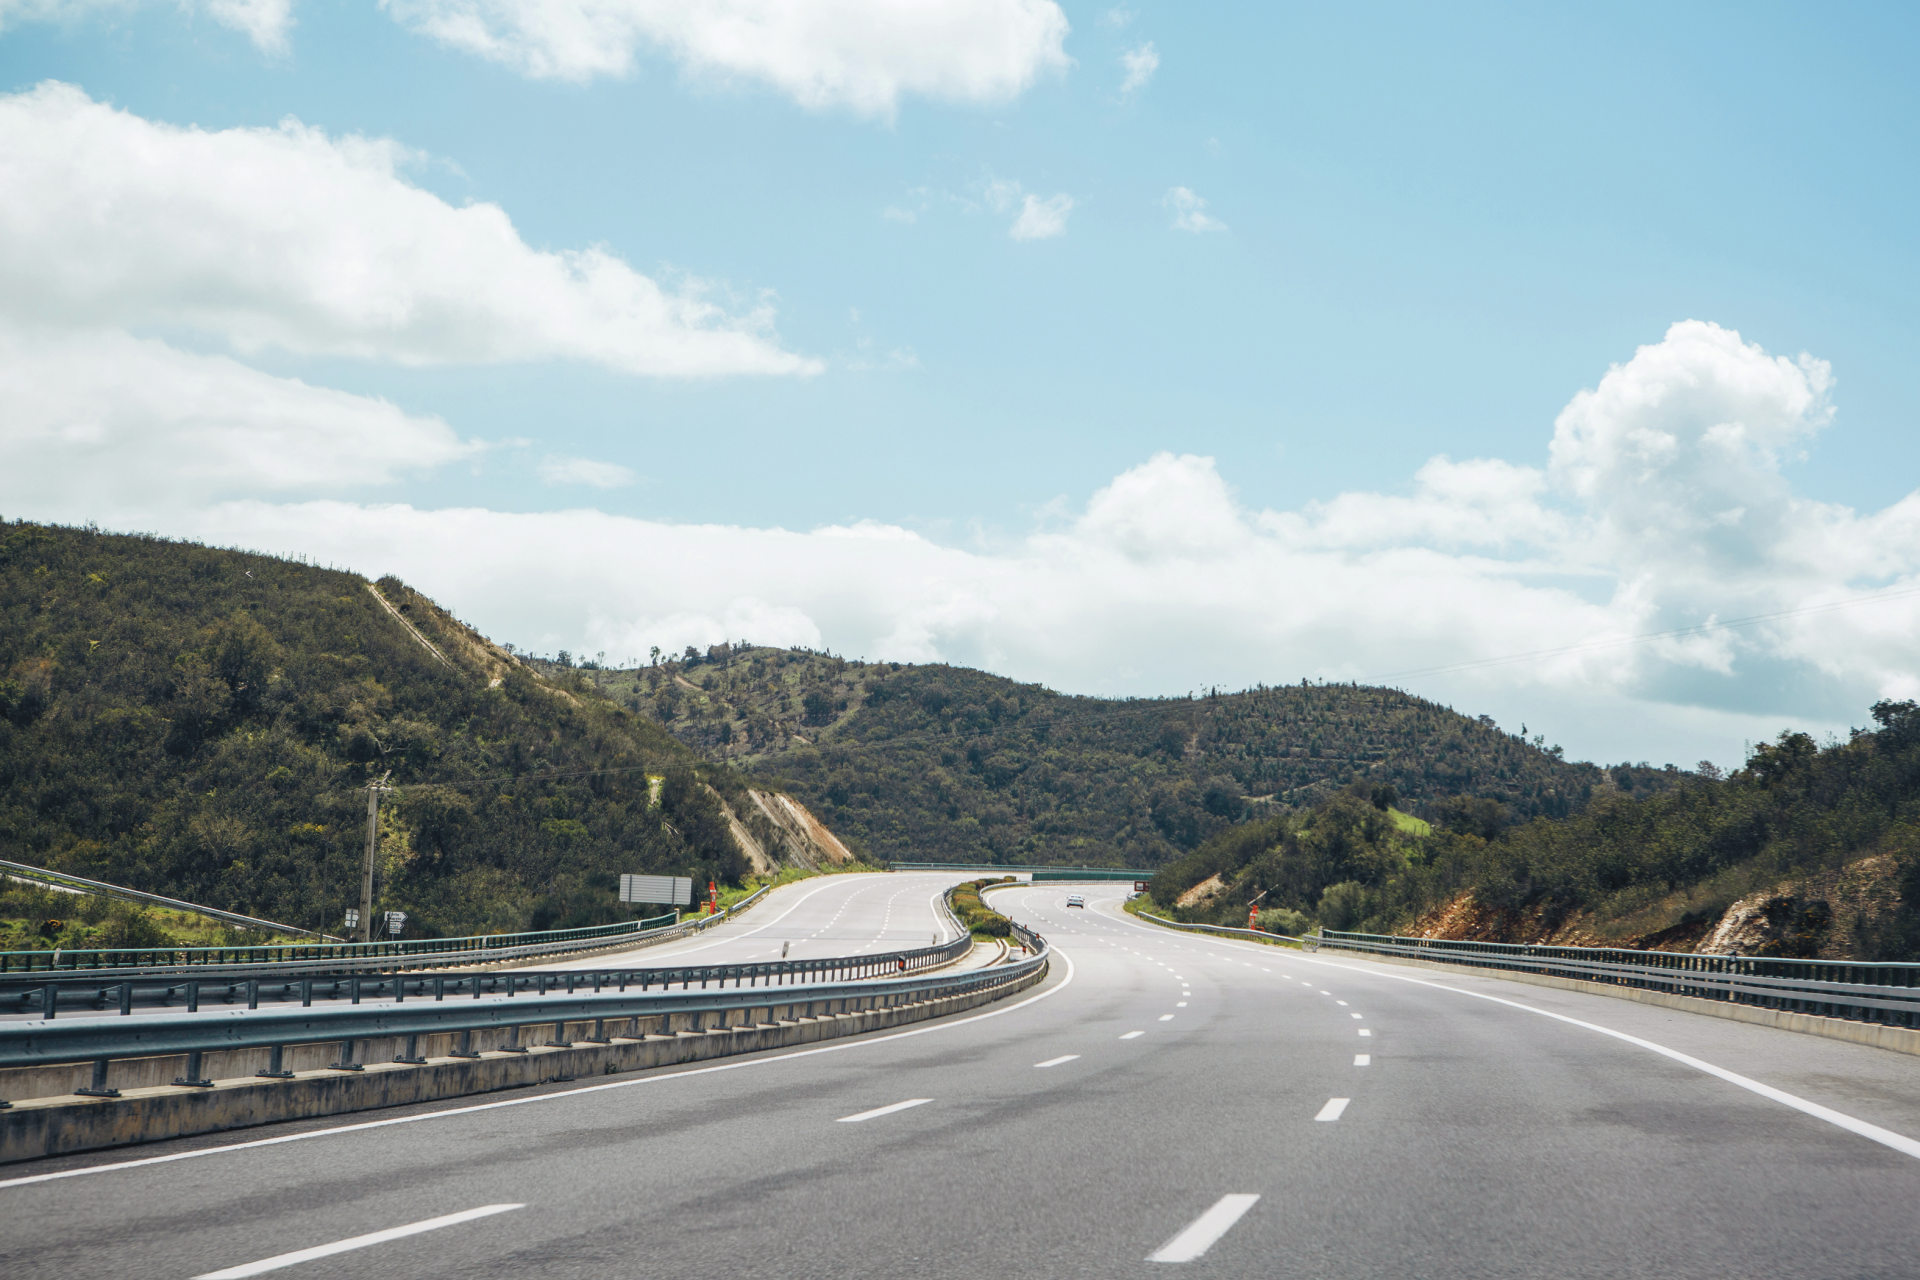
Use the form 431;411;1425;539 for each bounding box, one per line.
6;881;1920;1278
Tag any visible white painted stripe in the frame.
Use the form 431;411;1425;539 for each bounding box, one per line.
1159;1014;1175;1021
1315;1097;1350;1121
1335;1000;1348;1006
1176;1001;1188;1007
837;1098;932;1123
1034;1054;1081;1068
194;1204;523;1278
1354;1054;1371;1066
1350;1012;1363;1019
1358;1028;1371;1036
1148;1193;1261;1263
1120;1031;1145;1039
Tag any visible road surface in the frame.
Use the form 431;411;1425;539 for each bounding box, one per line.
5;881;1920;1278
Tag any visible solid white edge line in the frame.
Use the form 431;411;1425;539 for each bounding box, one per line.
193;1203;524;1278
1105;906;1920;1164
1148;1192;1261;1263
836;1098;932;1123
1034;1054;1081;1068
1314;1097;1350;1122
0;944;1077;1191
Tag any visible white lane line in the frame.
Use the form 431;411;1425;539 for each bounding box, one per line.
1148;1193;1261;1263
1335;1000;1348;1006
1350;1013;1363;1019
1314;1097;1350;1122
837;1098;932;1123
1035;1055;1081;1068
1354;1054;1371;1066
1159;1014;1175;1021
1176;1001;1188;1007
193;1204;524;1278
1120;1031;1145;1040
1358;1028;1371;1036
0;950;1079;1192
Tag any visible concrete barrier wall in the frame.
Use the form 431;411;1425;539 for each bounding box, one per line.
1;966;1045;1165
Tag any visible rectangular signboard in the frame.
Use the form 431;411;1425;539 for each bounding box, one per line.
620;874;693;905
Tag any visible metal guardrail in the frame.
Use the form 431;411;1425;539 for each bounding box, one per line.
0;887;770;978
0;857;339;943
0;925;1048;1104
1135;912;1305;946
1315;930;1920;1029
891;861;1154;878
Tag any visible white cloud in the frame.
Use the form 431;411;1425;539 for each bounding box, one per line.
0;82;817;378
1164;185;1226;233
0;324;478;510
1119;41;1157;93
381;0;1071;115
0;0;292;51
538;454;637;488
1011;192;1073;240
14;319;1919;767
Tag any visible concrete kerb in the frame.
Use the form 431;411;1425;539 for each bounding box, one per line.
1316;944;1920;1058
0;961;1047;1165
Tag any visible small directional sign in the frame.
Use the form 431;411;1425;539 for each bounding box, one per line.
620;874;693;906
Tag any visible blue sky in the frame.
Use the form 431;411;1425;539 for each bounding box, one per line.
4;0;1919;769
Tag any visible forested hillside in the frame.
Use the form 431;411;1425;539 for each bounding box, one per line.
0;522;820;946
1146;702;1920;961
592;644;1680;868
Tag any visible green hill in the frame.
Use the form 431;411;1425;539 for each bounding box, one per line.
0;521;819;947
587;644;1680;868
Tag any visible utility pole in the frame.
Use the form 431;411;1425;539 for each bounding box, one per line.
359;771;394;944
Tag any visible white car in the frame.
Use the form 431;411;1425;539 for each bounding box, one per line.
1066;895;1085;908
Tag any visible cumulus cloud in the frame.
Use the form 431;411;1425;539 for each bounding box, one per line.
1164;185;1225;233
0;83;816;378
538;454;637;488
381;0;1070;114
1010;192;1073;240
14;319;1918;765
0;325;478;510
1119;41;1157;93
0;0;292;51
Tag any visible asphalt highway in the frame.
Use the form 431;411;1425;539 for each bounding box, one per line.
7;882;1920;1278
544;871;971;970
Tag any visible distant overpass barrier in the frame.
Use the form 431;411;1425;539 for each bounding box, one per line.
1316;930;1920;1030
0;887;770;981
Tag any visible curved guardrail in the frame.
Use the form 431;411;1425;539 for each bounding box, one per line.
1315;929;1920;1029
0;923;1049;1104
1134;911;1306;946
0;887;772;979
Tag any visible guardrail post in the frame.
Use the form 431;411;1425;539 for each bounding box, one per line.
586;1018;609;1044
76;1057;120;1098
258;1045;293;1078
329;1039;363;1071
118;981;132;1016
500;1025;527;1053
350;975;361;1005
186;981;199;1013
246;979;259;1010
434;976;445;1001
545;1020;571;1048
394;974;405;1004
396;1035;426;1065
449;1029;480;1058
174;1050;214;1088
41;982;56;1019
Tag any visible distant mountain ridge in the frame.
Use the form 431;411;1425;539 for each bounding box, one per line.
587;644;1683;868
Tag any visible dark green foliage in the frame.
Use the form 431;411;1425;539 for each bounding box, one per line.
603;646;1665;869
0;521;753;939
947;877;1015;937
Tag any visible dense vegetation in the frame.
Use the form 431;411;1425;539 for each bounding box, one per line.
947;877;1015;938
1147;703;1920;960
0;522;776;947
595;644;1680;869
